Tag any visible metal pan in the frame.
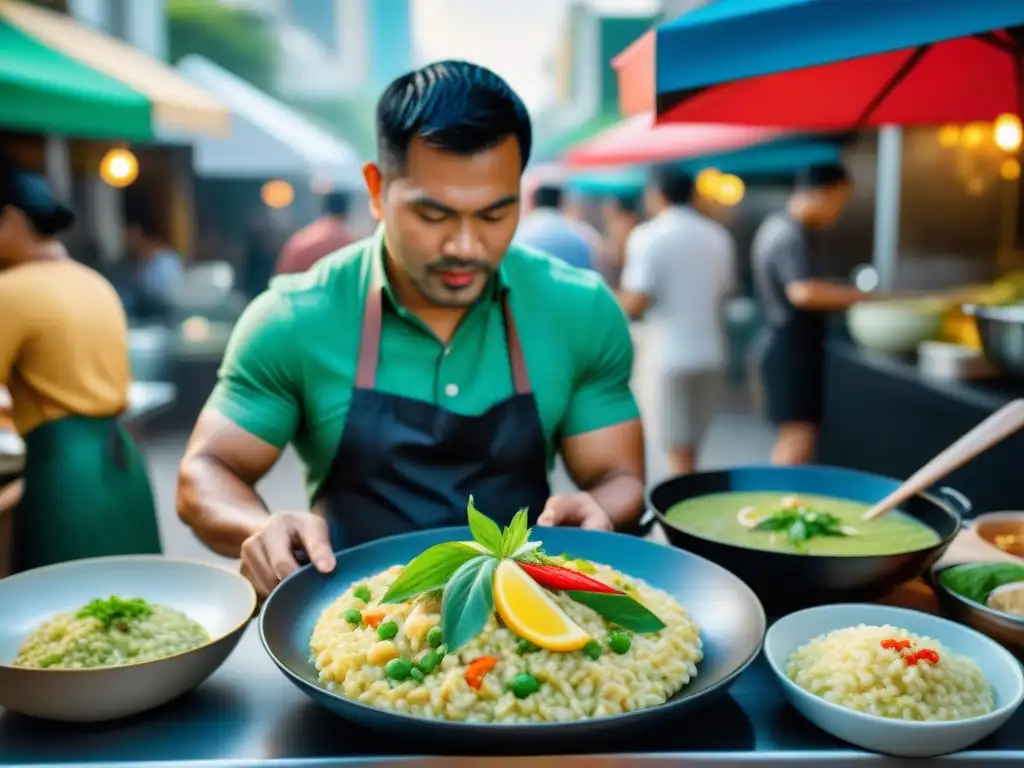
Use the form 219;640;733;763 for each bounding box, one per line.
260;526;766;750
650;465;967;616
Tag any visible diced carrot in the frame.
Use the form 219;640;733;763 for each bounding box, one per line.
362;607;387;629
465;656;498;690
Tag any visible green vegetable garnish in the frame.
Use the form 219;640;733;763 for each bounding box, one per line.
436;644;448;659
353;585;372;603
582;640;602;660
574;559;597;574
426;626;443;648
417;650;440;673
409;667;425;683
939;562;1024;605
609;631;631;655
510;672;540;699
342;608;362;625
440;556;497;653
377;621;399;641
380;542;481;605
754;507;852;547
385;657;414;681
76;596;152;630
516;637;540;654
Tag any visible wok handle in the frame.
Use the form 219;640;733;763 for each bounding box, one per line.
936;486;972;520
862;399;1024;521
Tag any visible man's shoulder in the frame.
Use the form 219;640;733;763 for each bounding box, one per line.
504;242;608;300
263;236;370;322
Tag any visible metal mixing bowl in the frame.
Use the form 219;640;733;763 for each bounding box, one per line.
963;303;1024;379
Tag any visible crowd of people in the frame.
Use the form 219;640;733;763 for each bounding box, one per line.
0;58;876;591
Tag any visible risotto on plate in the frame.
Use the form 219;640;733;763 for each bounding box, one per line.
310;499;703;723
785;623;994;722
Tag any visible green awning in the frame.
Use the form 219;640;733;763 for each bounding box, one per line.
0;19;153;140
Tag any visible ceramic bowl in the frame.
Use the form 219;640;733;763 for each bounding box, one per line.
972;512;1024;559
764;603;1024;757
0;555;256;722
846;299;945;355
931;562;1024;656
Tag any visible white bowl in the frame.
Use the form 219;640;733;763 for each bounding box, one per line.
847;300;945;355
764;603;1024;757
0;555;256;722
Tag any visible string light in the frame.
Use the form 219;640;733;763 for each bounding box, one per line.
937;125;960;148
261;180;294;209
714;174;745;206
695;168;722;199
993;114;1023;153
99;148;139;188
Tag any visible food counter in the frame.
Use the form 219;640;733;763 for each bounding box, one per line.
2;534;1023;767
817;341;1024;513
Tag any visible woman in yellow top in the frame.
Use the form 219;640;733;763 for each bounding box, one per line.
0;160;161;573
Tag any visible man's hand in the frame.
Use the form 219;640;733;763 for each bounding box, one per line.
240;512;336;598
537;493;614;532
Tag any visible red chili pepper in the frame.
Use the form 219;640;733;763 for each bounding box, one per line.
465;656;498;690
905;648;941;666
517;562;621;594
880;638;912;652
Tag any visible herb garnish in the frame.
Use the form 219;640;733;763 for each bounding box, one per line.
754;507;855;547
377;496;666;652
76;596;152;630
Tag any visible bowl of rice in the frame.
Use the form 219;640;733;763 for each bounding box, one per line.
0;555;256;722
764;603;1024;757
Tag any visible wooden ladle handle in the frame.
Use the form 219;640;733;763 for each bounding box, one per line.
862;398;1024;521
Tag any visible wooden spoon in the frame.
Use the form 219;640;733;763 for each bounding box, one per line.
861;398;1024;521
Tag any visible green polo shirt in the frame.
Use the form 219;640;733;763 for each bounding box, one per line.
207;229;639;501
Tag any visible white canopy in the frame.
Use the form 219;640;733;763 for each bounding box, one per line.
163;55;363;188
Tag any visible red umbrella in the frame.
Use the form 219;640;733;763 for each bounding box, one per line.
563;112;785;168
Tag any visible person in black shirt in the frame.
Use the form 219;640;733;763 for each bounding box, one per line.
750;164;858;465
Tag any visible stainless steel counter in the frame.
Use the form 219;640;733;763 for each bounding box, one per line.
1;618;1022;767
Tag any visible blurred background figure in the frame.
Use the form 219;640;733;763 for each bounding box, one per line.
0;159;161;573
515;183;598;270
598;192;643;289
241;210;281;299
275;190;355;276
618;165;736;475
120;207;186;321
750;163;853;466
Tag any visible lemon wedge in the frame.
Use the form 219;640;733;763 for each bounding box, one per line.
493;560;590;652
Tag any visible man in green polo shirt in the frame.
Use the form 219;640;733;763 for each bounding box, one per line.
177;60;644;597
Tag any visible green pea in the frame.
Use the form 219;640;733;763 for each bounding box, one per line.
510;672;540;699
609;632;631;655
436;643;448;659
384;657;413;681
516;637;539;654
417;650;439;673
582;640;602;660
377;621;399;641
353;585;372;603
409;667;425;683
342;608;362;625
426;626;443;648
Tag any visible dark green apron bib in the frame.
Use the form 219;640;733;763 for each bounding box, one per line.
11;415;162;573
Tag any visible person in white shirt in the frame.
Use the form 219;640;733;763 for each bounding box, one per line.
515;185;598;270
618;166;736;475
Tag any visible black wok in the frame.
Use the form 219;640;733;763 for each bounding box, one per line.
650;465;967;616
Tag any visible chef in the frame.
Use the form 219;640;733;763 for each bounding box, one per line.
177;61;645;597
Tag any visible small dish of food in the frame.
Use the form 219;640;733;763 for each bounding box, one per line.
650;465;964;614
972;512;1024;559
932;561;1024;654
261;497;766;748
0;555;256;721
764;603;1024;757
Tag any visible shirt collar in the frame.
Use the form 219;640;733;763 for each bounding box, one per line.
368;224;511;312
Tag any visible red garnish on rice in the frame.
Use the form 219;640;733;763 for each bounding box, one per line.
881;638;940;666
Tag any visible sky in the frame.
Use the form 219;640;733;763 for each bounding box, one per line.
413;0;661;109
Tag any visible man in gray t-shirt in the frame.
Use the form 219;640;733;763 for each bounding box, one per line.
750;164;853;466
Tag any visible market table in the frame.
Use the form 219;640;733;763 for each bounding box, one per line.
1;529;1021;767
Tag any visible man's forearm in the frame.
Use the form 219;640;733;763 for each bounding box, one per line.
585;471;645;529
176;455;271;558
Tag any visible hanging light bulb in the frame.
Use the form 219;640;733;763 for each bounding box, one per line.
1000;158;1021;181
937;125;960;149
261;180;295;209
993;113;1023;153
99;148;139;188
695;168;722;199
962;122;989;148
714;174;745;207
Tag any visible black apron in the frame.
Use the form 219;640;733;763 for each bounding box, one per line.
311;269;552;550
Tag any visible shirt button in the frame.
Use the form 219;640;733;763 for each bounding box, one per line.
444;383;459;398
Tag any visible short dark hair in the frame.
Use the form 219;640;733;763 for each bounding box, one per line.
375;60;532;174
608;193;642;216
0;156;75;237
796;163;850;190
324;191;350;216
532;184;562;209
649;165;693;205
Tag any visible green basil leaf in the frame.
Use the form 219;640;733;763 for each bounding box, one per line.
565;591;666;633
788;518;810;543
380;542;481;604
754;514;795;532
441;556;498;652
499;508;531;557
466;495;503;555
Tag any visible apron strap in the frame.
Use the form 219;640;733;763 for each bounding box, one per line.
354;262;532;395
